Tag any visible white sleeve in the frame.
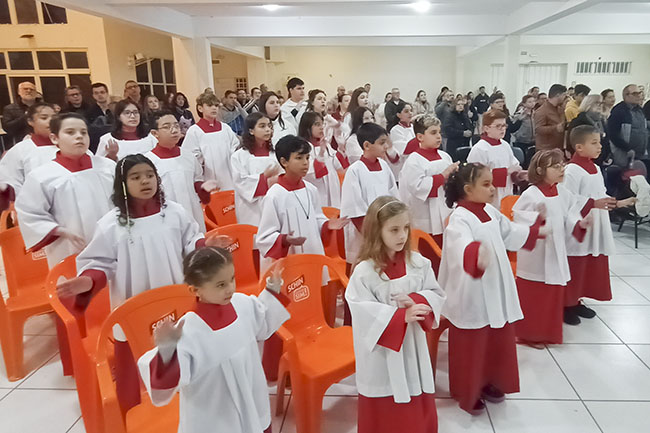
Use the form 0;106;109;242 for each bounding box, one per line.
400;157;434;203
95;134;110;157
76;220;118;280
495;209;533;251
0;144;27;194
512;190;541;226
181;127;201;159
466;145;487;164
340;167;365;218
249;290;290;341
231;151;267;204
256;193;283;258
178;207;204;255
15;173;58;249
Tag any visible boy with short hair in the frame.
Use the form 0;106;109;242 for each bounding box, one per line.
562;125;633;324
280;77;307;131
340;123;399;267
183;90;240;192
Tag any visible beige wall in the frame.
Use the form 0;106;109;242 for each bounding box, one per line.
211;47;248;98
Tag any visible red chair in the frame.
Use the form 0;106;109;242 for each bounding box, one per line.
263;255;355;433
206;224;259;295
0;225;51;381
46;256;110;433
204;190;237;228
95;284;195;433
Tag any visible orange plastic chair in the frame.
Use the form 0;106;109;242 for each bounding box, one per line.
45;256;111;433
321;207;346;274
95;284;195;433
202;206;218;231
204;190;237;228
263;255;355;433
0;226;52;381
0;204;17;230
206;224;259;295
411;229;442;259
337;170;345;187
500;195;520;275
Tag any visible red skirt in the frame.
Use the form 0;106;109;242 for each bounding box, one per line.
418;234;443;276
358;393;438;433
448;324;519;413
515;278;564;344
565;255;611;306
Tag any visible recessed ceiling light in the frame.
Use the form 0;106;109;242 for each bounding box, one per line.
409;1;431;13
261;4;282;12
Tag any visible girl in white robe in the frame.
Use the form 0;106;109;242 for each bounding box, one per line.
467;110;526;208
386;102;415;179
96;99;156;161
512;149;589;343
182;91;240;192
138;247;290;433
231;113;282;227
438;162;547;414
344;107;375;165
561;127;631;323
346;197;446;433
0;103;57;203
398;115;459;272
56;154;216;414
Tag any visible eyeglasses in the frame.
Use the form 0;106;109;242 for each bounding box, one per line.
158;123;181;131
627;91;642;96
126;85;140;90
122;110;140;117
549;162;566;169
490;124;507;129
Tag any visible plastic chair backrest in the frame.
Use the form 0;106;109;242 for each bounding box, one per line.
410;229;442;259
206;224;259;292
337;171;345;187
0;226;49;298
321;207;339;220
260;255;348;341
0;204;16;230
500;195;520;221
456;146;471;163
206;190;237;227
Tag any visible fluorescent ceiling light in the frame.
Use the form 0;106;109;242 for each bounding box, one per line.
409;1;431;13
261;4;282;12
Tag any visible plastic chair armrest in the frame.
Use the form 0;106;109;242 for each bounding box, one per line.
96;358;127;433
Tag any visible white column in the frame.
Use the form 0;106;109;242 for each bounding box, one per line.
172;36;214;119
502;35;520;103
455;53;465;95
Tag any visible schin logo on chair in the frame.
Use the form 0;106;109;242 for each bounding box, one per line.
222;204;235;215
31;250;47;261
150;310;177;335
226;239;240;253
287;274;310;302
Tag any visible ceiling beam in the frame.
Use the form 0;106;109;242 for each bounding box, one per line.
506;0;603;35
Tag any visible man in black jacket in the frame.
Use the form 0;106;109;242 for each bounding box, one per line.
86;82;114;153
384;87;406;131
607;84;648;167
472;86;490;114
2;81;39;148
61;85;90;117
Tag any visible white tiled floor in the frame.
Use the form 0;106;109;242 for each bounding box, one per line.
1;223;650;432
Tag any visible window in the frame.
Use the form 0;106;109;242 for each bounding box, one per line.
576;61;631;75
64;52;88;69
8;51;34;70
36;51;63;70
0;53;6;69
0;0;11;24
15;0;38;24
235;78;248;92
39;76;66;105
0;74;9;109
41;3;66;24
136;58;176;98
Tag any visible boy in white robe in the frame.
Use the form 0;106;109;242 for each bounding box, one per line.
346;197;446;433
182;90;240;192
438;162;548;414
340;123;398;269
561;126;633;324
467;109;527;207
138;247;290;433
146;111;218;232
399;115;459;272
280;77;307;131
0;102;57;206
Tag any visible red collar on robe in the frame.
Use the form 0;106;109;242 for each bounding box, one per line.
252;141;271;157
360;155;381;171
277;174;306;191
31;134;53;147
404;137;420;155
399;121;412;128
151;144;181;159
128;197;161;218
537;182;558;197
383;249;407;280
458;199;491;223
569;153;598;175
481;134;502;146
120;130;140;141
332;111;343;121
194;300;237;330
54;152;92;172
197;118;222;133
414;146;441;161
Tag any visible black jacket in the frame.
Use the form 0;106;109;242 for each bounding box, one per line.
444;110;472;150
2;101;30;147
472;93;490;114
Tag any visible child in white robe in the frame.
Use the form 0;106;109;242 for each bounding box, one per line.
346;196;446;433
259;91;297;146
513;149;589;344
56;154;222;414
344;107;375;165
16;113;115;268
231;112;282;227
298;111;348;208
438;162;548;414
182;90;240;192
96;99;156;161
138;247;290;433
146;111;218;232
0;102;57;206
561;126;632;324
399;115;459;272
340;123;398;269
467;109;526;208
386;102;415;179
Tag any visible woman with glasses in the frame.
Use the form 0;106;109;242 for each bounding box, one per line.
96;99;156;161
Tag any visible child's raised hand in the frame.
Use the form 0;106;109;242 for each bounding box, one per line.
57;275;93;299
263;164;282;179
286;231;307;246
391;293;415;309
477;243;490;272
617;197;637;208
106;138;119;160
405;303;432;323
327;217;349;230
55;227;86;250
594;197;617;210
201;180;219;192
442;162;460;179
266;264;284;294
205;233;233;249
153;319;184;349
